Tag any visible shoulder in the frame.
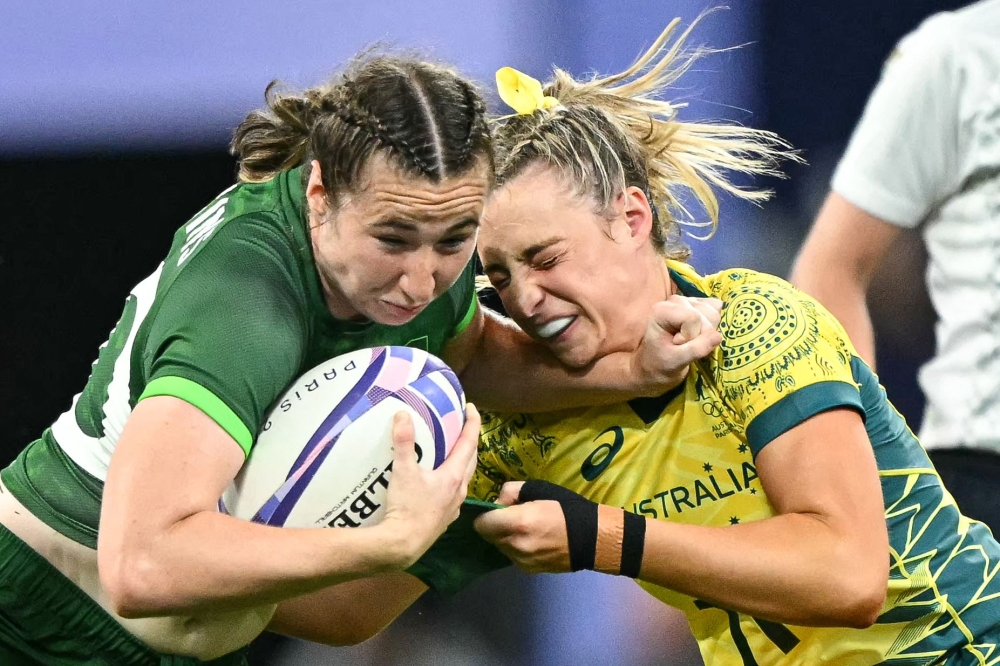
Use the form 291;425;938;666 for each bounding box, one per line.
142;204;311;370
713;267;854;359
705;269;864;453
885;8;973;79
707;269;857;391
162;185;305;290
671;264;852;369
153;215;307;338
166;171;303;269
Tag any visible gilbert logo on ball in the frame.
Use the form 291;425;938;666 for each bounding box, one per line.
220;346;466;529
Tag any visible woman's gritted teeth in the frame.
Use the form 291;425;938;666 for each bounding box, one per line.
535;316;577;340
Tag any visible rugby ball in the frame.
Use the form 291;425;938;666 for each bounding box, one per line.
220;346;466;529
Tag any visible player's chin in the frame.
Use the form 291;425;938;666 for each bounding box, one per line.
550;340;598;370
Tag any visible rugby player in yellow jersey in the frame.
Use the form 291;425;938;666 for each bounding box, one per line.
462;19;1000;666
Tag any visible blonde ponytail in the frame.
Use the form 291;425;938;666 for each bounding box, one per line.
493;13;799;256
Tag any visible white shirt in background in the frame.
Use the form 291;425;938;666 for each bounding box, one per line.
832;0;1000;452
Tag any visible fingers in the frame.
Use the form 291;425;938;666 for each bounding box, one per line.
473;504;518;541
681;298;722;339
675;328;724;361
653;296;710;331
663;297;722;342
674;309;703;345
391;411;417;470
694;297;723;328
441;403;481;481
496;481;525;506
675;297;724;356
473;501;572;574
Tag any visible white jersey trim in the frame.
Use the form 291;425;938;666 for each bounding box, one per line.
51;263;164;481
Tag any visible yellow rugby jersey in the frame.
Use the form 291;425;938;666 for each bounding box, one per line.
471;263;1000;666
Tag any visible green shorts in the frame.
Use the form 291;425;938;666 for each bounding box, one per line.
0;523;248;666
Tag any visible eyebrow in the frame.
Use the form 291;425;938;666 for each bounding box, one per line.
372;218;480;233
483;236;563;274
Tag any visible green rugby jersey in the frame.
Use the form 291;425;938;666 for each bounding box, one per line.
3;167;477;548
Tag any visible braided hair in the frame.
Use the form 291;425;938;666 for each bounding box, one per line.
231;54;492;204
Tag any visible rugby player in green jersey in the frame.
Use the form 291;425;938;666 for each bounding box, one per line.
299;19;1000;666
0;54;721;665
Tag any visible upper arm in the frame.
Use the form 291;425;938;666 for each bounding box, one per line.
793;192;902;290
99;396;245;566
141;220;307;451
756;409;884;531
717;272;865;453
754;408;888;585
717;273;888;556
102;222;307;549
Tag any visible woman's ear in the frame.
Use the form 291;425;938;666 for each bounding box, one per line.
622;186;654;246
306;160;329;219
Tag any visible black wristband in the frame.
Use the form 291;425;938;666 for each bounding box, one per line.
620;510;646;578
519;480;598;572
562;498;599;572
520;479;589;505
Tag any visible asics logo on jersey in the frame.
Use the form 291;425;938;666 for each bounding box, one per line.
178;188;235;265
581;426;624;480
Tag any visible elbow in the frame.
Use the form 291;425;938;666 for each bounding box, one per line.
830;563;888;629
838;587;886;629
99;547;165;619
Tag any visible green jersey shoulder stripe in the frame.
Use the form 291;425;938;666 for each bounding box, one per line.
140;376;253;455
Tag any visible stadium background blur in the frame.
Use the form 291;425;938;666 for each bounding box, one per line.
0;1;965;664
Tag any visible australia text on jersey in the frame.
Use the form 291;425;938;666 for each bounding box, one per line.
631;461;758;519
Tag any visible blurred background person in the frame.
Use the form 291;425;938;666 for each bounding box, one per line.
1;1;972;664
791;0;1000;535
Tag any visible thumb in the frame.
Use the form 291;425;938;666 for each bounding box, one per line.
473;506;516;541
673;312;703;345
391;411;417;469
496;481;525;506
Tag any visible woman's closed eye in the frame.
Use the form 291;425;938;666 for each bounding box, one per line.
533;253;561;270
376;236;409;251
486;271;510;291
436;234;475;253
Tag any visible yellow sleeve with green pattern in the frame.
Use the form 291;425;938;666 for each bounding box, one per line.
470;412;536;502
711;270;865;457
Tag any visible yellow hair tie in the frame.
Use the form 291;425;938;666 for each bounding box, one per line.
496;67;559;115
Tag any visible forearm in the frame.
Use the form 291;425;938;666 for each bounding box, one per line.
639;514;885;627
460;311;644;412
102;511;405;618
269;573;427;646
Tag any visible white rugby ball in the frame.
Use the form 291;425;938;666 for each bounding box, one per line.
220;346;466;529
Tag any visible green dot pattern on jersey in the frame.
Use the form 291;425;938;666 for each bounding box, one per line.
719;287;802;370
